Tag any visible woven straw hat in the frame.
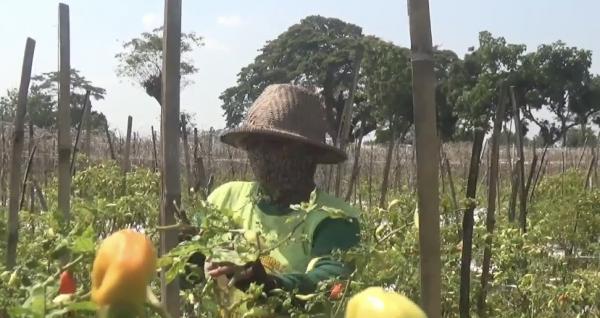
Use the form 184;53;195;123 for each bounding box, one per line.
220;84;347;164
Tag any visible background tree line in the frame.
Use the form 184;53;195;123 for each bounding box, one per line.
1;15;599;150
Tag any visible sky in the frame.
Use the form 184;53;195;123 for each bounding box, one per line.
1;0;599;135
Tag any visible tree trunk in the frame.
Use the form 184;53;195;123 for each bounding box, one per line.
408;0;442;315
459;129;485;318
478;86;507;317
160;0;182;314
6;38;35;268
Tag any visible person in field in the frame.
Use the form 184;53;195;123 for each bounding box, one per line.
189;84;361;294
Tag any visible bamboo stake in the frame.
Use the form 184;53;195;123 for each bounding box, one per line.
459;129;485;318
379;130;397;208
151;125;158;172
478;86;506;317
180;114;192;194
510;86;527;232
334;48;363;197
84;98;92;157
33;179;48;212
19;145;37;210
0;124;5;206
6;38;35;268
368;142;374;211
345;133;364;201
529;145;548;202
57;3;72;224
122;115;132;173
408;0;441;315
160;0;182;313
524;152;538;199
71;90;90;175
104;119;116;161
28;122;34;213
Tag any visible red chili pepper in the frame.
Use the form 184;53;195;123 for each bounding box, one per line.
330;282;344;300
59;271;77;294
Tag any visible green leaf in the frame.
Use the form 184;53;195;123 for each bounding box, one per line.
71;226;96;253
68;301;98;311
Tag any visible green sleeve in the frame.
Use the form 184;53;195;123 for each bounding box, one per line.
273;217;360;294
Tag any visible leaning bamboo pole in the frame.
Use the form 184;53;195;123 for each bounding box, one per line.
160;0;182;314
6;38;35;269
408;0;441;316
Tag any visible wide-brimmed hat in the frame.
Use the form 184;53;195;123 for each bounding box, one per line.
220;84;347;164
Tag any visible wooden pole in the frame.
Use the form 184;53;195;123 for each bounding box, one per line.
6;38;35;268
57;3;72;224
71;90;90;175
510;86;527;232
478;86;507;316
408;0;441;316
122;115;132;173
160;0;182;314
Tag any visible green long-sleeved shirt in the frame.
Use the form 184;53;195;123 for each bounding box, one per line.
206;181;361;294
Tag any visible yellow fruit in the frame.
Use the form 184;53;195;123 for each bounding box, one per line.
345;287;427;318
91;229;157;309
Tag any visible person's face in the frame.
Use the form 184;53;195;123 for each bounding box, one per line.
244;137;317;196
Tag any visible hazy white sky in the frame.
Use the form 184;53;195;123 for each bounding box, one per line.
1;0;598;135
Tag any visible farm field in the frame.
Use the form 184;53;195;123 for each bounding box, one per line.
1;1;600;317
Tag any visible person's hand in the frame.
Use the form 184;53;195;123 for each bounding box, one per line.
204;258;279;292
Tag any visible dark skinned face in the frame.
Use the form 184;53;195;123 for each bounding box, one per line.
244;137;318;206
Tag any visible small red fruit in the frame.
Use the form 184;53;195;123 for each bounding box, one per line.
330;282;344;300
59;271;77;294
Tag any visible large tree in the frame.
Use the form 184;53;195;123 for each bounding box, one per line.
220;15;364;142
115;27;203;106
519;42;598;145
450;31;525;134
361;37;413;206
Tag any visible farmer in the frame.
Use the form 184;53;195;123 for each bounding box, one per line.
188;84;361;294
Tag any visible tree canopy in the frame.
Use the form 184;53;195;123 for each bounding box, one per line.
115;27;203;106
0;69;106;129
